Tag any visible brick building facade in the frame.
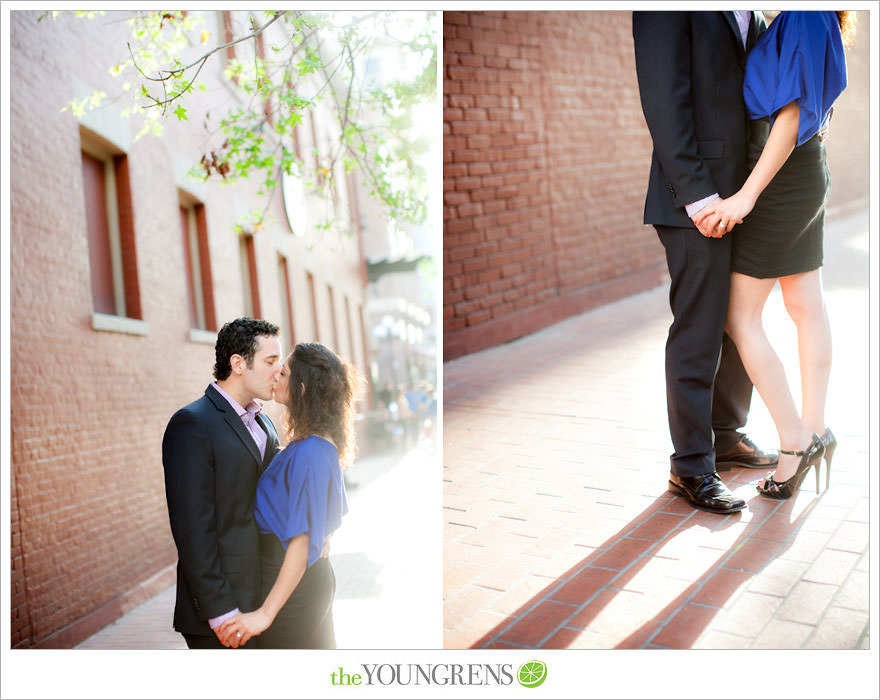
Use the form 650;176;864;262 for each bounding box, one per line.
443;11;870;360
9;10;374;647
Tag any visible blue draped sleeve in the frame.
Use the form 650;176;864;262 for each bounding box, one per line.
743;11;847;146
254;435;348;568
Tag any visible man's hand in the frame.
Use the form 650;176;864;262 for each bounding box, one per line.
218;609;272;648
322;537;331;559
691;202;727;237
694;190;755;238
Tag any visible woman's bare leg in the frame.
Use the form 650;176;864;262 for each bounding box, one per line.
778;269;831;437
726;272;812;483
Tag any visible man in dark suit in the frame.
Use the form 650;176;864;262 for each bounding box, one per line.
162;317;282;648
632;11;778;513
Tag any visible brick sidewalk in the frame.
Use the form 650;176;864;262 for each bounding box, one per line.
443;208;871;649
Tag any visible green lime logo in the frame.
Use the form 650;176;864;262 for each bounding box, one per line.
517;660;547;688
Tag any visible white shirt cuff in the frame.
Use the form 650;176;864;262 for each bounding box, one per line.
208;608;240;629
685;193;719;218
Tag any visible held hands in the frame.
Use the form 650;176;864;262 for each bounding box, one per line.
217;533;308;648
692;191;756;238
217;608;273;648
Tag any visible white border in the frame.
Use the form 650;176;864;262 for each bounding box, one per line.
1;3;877;700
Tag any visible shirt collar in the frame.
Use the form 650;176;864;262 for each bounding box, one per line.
212;382;262;420
734;10;751;47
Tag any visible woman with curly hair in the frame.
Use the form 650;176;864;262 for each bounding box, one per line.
218;342;361;648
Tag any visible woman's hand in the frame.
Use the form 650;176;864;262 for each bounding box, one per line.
217;608;273;648
693;191;756;238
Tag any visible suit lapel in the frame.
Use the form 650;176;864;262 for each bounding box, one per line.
223;411;263;467
206;385;263;468
255;412;279;472
747;11;766;52
721;11;746;57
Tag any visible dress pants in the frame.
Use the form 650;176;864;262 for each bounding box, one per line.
656;225;753;477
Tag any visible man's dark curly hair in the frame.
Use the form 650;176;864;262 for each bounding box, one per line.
213;317;280;381
283;342;362;467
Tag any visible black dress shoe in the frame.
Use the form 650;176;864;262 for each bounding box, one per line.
715;435;779;471
668;472;746;514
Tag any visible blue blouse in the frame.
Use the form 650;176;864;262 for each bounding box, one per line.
254;435;348;569
743;11;847;146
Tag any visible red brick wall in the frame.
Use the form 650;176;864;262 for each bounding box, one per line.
9;10;368;648
9;12;193;647
444;11;665;360
443;11;871;360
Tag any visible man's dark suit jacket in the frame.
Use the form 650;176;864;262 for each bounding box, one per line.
633;11;766;229
162;383;279;637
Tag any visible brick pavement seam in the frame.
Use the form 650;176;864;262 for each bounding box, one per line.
493;488;821;648
475;509;680;646
468;473;852;649
775;497;865;643
795;509;870;649
483;519;679;647
652;501;822;649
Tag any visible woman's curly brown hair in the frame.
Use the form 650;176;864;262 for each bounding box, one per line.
283;343;362;467
837;11;856;47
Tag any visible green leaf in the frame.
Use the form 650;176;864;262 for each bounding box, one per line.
51;8;437;232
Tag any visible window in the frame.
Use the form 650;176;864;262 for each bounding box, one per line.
291;119;302;160
307;112;324;184
239;234;261;318
281;115;308;238
346;172;361;236
221;11;238;82
327;284;339;352
277;254;295;352
344;295;356;362
358;303;373;407
80;132;144;332
253;19;273;125
179;193;216;332
306;271;319;341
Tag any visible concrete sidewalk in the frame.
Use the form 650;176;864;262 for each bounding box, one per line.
443;207;871;650
76;443;441;649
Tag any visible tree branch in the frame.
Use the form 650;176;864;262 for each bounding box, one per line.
130;10;285;89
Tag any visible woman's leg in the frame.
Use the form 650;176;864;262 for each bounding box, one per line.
726;272;811;482
778;269;831;437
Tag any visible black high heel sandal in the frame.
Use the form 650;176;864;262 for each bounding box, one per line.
820;428;836;491
756;433;825;500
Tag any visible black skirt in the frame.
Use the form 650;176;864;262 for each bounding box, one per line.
731;119;830;279
256;533;337;649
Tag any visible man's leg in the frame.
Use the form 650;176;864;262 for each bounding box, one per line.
712;331;754;452
183;633;225;649
656;225;732;477
713;324;778;470
183;633;256;649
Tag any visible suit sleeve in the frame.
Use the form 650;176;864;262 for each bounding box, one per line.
632;12;718;208
162;409;237;619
